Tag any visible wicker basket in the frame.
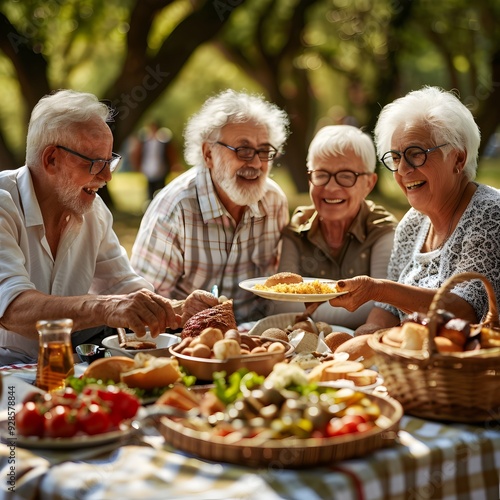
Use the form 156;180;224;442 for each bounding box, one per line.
367;272;500;423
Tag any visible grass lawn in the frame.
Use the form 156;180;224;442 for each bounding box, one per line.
109;159;500;256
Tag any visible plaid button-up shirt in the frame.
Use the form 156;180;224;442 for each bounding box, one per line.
131;166;289;322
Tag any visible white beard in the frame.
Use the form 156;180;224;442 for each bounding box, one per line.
55;175;94;215
211;158;267;206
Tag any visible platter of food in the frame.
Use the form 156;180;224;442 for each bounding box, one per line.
239;277;347;302
156;365;402;468
0;419;133;450
2;385;142;450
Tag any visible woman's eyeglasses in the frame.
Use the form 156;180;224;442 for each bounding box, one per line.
380;144;448;172
307;169;371;188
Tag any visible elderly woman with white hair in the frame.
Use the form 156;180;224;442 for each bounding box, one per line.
273;124;398;329
329;86;500;334
131;89;290;322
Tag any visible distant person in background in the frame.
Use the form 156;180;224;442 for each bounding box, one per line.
130;121;180;201
273;125;398;329
131;89;290;323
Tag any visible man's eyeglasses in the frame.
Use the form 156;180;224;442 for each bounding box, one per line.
380;144;448;172
56;145;122;175
216;141;277;162
307;169;371;188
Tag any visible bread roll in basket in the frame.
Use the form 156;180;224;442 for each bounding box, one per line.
368;272;500;423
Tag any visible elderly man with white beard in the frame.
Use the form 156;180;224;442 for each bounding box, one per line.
131;89;290;322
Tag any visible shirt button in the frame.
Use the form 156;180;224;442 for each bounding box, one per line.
320;270;326;276
361;252;367;259
348;269;354;275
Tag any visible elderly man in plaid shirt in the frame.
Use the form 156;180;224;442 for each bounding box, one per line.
131;89;290;322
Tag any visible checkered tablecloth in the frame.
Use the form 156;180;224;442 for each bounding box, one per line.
1;410;499;499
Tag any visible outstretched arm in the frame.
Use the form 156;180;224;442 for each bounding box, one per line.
328;276;478;326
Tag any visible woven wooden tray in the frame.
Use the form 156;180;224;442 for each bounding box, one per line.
368;272;500;423
158;391;402;468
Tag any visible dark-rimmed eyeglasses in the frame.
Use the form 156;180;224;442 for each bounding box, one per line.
56;145;122;175
215;141;277;162
380;144;448;172
307;169;371;188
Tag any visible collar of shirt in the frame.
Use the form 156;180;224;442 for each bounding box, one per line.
291;200;374;244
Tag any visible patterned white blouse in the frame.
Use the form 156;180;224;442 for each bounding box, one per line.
376;183;500;322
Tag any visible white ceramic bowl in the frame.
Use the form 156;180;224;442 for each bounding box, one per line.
102;332;181;358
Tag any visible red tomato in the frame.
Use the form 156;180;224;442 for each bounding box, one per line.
44;405;78;438
108;390;141;421
326;415;366;437
78;404;111;435
16;402;45;437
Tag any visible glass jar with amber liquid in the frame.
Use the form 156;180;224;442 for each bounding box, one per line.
35;318;75;392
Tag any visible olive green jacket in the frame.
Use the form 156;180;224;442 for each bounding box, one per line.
278;200;398;280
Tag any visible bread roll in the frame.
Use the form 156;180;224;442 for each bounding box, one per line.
439;318;469;348
83;356;136;383
315;322;333;335
334;335;375;367
434;336;463;353
400;322;428;350
324;332;352;352
264;272;303;287
120;356;182;389
382;327;403;348
213;338;241;359
261;328;289;342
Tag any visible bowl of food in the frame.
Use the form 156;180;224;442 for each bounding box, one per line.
169;329;295;381
102;332;181;358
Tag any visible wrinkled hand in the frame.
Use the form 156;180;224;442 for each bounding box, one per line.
181;290;219;326
328;276;376;311
102;289;181;338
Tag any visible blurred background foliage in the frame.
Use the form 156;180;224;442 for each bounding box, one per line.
1;0;499;223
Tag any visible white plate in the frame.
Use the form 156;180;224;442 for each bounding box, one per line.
239;277;348;302
248;313;354;336
0;418;133;450
102;332;180;358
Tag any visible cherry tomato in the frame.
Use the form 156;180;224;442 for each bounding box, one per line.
78;404;111;435
16;402;45;437
108;389;141;421
44;405;78;438
326;415;366;437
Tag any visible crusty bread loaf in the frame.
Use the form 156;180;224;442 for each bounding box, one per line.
324;331;353;352
83;356;136;383
181;300;237;339
120;356;182;389
264;272;303;287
